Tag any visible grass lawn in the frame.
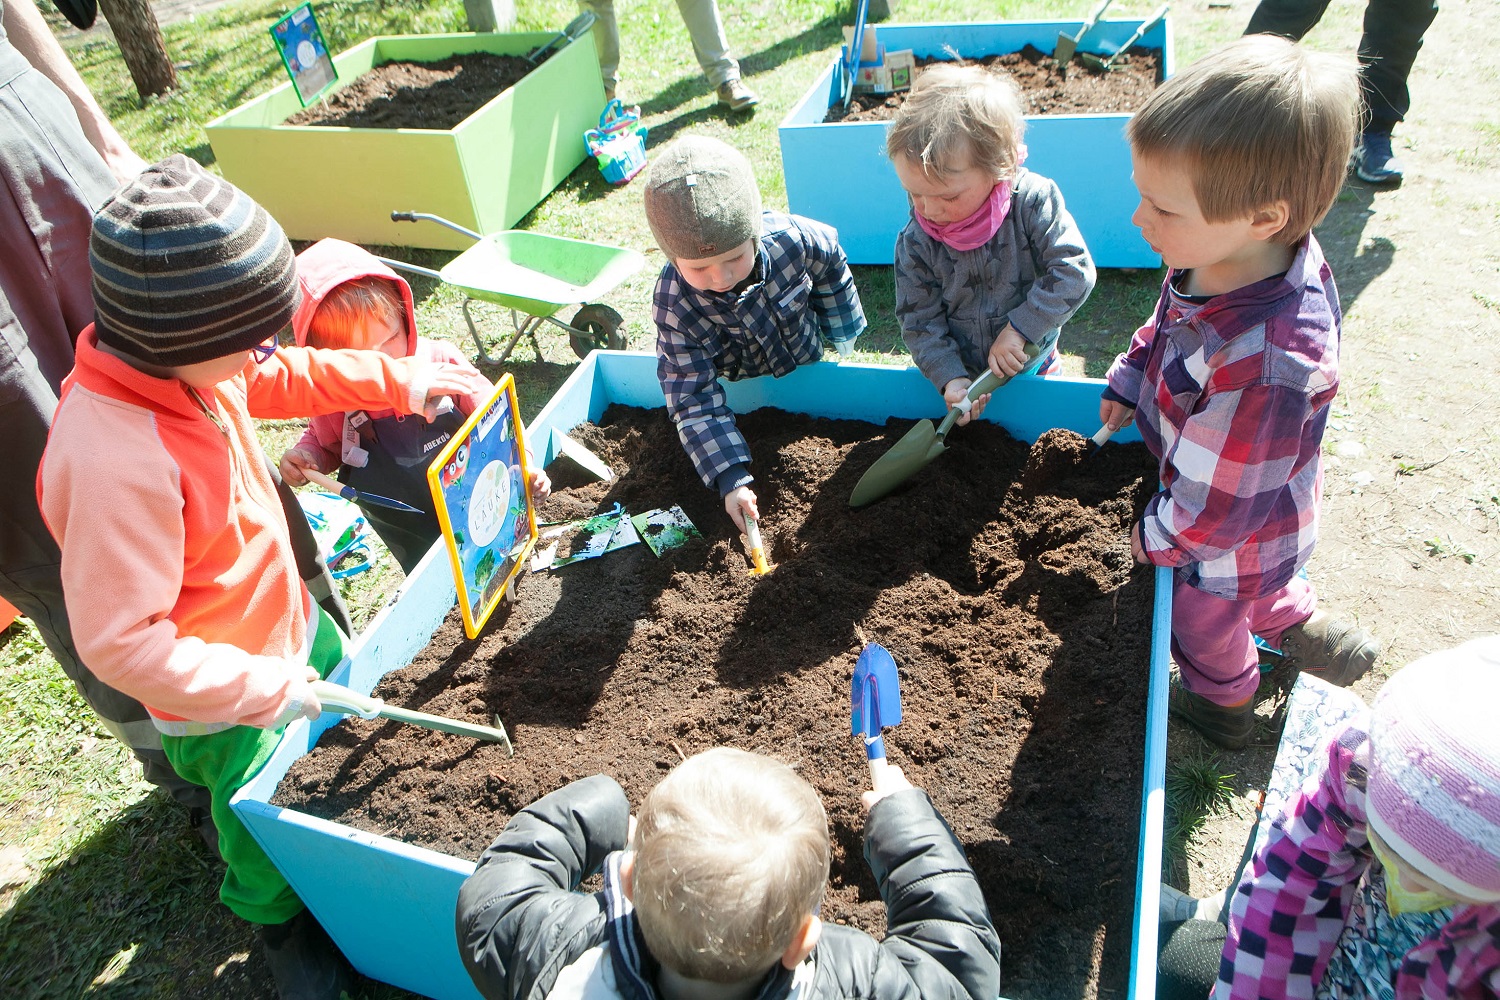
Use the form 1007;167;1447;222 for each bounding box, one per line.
1;0;1353;995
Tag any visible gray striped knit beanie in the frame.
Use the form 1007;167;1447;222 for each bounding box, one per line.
90;154;300;366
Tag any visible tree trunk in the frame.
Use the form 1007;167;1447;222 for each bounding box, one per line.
96;0;176;101
462;0;517;32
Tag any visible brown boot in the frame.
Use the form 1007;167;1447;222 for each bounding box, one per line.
1169;678;1254;751
1277;611;1381;688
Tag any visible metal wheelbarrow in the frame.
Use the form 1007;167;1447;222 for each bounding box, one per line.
381;212;646;365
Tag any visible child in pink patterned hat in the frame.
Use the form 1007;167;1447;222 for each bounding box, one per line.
1160;636;1500;1000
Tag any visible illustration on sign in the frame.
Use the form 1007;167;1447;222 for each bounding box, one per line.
270;3;338;107
426;374;537;638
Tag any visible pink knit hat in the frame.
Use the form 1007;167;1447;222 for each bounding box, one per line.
1366;636;1500;902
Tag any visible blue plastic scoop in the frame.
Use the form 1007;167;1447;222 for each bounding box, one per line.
851;642;903;779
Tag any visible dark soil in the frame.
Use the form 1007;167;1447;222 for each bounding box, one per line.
283;52;548;129
826;44;1161;123
275;406;1159;1000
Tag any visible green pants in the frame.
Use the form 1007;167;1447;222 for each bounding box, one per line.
162;607;346;925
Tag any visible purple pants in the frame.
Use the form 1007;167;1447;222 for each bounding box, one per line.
1171;575;1317;705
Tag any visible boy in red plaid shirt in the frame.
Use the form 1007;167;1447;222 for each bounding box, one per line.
1101;36;1381;750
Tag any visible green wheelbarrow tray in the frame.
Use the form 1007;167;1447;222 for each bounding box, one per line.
850;341;1041;508
385;212;646;365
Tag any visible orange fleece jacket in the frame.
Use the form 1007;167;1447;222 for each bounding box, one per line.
38;328;434;732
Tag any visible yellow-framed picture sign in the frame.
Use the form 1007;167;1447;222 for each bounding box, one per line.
426;374;538;638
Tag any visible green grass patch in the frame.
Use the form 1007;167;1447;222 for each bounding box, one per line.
1164;749;1236;861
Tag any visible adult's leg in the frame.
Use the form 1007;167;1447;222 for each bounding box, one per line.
578;0;620;95
265;457;354;636
675;0;739;87
1356;0;1438;132
0;306;207;808
1242;0;1333;41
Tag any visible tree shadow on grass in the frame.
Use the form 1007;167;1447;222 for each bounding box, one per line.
0;792;420;999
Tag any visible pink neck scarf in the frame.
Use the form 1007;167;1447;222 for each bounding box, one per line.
916;179;1013;251
915;144;1028;251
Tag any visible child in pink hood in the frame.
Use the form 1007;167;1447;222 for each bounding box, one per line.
279;239;549;572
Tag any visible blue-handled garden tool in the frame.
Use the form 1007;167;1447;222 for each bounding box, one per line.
841;0;871;109
303;468;424;514
851;642;902;781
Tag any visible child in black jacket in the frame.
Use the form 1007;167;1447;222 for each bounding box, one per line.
455;747;1000;1000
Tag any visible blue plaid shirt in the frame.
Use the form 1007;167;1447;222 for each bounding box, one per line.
655;211;865;491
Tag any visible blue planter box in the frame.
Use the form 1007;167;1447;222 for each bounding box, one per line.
232;352;1172;1000
778;19;1173;268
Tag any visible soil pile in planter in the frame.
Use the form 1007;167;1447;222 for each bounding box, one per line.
284;51;549;129
276;405;1160;1000
826;45;1160;123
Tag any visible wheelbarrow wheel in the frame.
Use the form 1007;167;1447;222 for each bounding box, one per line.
568;304;628;359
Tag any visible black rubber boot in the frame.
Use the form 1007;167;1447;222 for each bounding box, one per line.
259;909;355;1000
1278;611;1381;688
1168;680;1254;752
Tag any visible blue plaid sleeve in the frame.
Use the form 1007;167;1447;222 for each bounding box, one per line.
790;215;866;347
653;269;753;489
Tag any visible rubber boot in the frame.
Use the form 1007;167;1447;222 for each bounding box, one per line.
259;908;355;1000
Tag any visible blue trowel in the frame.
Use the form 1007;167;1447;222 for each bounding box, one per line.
851;642;903;781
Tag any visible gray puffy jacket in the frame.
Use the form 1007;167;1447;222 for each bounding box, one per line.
455;775;1001;1000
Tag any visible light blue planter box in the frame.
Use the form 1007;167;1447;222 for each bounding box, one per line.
232;352;1171;1000
778;19;1173;268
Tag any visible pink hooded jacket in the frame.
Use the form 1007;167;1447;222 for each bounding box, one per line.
290;238;490;472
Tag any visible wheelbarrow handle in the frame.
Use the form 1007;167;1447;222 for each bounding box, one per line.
389;211;484;242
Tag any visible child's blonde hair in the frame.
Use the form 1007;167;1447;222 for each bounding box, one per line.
885;63;1026;180
306;277;405;350
631;748;830;982
1126;35;1359;246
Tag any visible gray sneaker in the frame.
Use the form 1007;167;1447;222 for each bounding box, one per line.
716;79;759;111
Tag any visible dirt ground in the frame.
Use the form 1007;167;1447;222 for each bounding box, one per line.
827;44;1161;122
283;52;547;129
277;406;1159;1000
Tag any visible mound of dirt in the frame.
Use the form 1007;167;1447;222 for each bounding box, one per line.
275;405;1159;1000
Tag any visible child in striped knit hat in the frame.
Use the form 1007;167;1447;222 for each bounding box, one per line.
1158;636;1500;1000
38;154;477;1000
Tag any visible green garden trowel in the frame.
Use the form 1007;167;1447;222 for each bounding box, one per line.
310;680;514;752
849;341;1040;508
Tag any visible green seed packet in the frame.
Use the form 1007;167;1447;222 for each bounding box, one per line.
630;507;700;556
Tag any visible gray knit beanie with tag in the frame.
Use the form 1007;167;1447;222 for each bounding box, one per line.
643;135;762;262
90;154;300;366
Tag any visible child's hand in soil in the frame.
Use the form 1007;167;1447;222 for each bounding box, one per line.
725;485;759;533
1100;398;1136;433
279;446;321;488
862;763;914;813
943;377;990;426
987;324;1031;379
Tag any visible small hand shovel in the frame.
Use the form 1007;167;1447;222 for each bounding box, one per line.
1083;423;1116;459
743;515;773;575
850;341;1040;508
1079;4;1169;73
311;680;514;752
851;643;902;781
1054;0;1116;68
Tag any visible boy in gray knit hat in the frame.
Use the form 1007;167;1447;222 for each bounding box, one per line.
38;154;477;1000
644;134;866;533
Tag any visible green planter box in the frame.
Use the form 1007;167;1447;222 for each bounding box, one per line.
205;32;604;251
